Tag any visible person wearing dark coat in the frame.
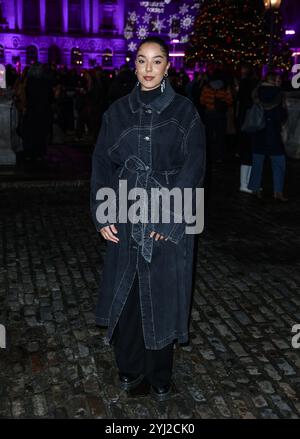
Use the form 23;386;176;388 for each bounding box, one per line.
90;37;206;401
248;73;288;201
22;63;53;164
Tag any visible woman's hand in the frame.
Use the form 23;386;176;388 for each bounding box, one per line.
100;225;119;243
150;231;166;241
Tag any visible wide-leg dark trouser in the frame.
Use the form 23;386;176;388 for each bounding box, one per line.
111;271;174;388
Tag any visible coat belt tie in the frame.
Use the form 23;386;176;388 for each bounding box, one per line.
117;155;180;263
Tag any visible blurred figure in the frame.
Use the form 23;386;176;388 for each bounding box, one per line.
75;70;104;142
185;71;200;104
107;64;136;105
248;72;288;202
200;69;233;163
22;63;53;166
236;64;259;193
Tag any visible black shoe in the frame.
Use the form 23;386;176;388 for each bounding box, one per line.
151;383;172;402
127;377;151;398
119;373;144;391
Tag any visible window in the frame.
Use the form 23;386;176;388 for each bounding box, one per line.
26;45;38;64
23;0;40;30
71;47;83;66
46;0;62;32
48;45;61;65
69;0;82;32
102;48;113;67
101;10;115;30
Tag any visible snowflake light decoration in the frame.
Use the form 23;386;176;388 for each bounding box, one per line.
128;41;137;52
181;15;194;30
151;16;166;34
124;2;200;49
128;11;138;22
137;25;149;40
124;25;134;40
143;12;152;25
179;4;190;16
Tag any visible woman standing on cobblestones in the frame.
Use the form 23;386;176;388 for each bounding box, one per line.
90;37;206;401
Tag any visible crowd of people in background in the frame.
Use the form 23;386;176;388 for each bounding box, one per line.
3;60;294;201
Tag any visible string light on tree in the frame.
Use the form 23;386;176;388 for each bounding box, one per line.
185;0;291;70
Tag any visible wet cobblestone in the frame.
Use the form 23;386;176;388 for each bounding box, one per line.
0;159;300;418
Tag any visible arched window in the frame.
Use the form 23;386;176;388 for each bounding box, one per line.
46;0;62;32
48;45;61;65
0;45;4;63
71;47;83;66
26;45;38;65
23;0;40;30
102;48;113;67
69;0;82;32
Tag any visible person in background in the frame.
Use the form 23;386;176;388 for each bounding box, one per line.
236;64;259;193
22;63;53;166
248;72;288;202
200;69;233;163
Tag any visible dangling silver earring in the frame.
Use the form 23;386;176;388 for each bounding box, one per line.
135;70;139;87
161;73;168;93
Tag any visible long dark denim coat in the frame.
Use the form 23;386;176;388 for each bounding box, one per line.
90;78;206;349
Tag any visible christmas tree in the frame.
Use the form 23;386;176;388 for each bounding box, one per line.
264;7;292;71
185;0;291;70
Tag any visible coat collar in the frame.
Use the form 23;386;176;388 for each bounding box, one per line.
129;77;176;114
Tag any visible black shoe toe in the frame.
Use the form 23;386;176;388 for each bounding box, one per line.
151;383;172;401
119;373;144;390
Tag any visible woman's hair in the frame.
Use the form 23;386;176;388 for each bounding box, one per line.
136;37;169;61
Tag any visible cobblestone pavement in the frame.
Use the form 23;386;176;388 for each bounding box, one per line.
0;158;300;419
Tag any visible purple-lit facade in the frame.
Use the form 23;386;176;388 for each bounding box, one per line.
0;0;126;70
0;0;202;71
0;0;299;71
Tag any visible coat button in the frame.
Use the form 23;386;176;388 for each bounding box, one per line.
147;109;152;114
144;136;150;141
145;165;150;170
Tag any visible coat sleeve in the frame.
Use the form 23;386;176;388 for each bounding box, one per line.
154;111;206;243
90;111;115;232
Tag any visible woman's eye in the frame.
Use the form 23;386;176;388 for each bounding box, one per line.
138;59;144;63
154;61;161;64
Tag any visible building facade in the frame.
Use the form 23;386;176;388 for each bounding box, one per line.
0;0;201;70
0;0;129;70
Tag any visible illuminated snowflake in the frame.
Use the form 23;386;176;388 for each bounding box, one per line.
128;41;137;52
191;2;201;9
179;4;190;15
137;25;149;40
143;12;152;25
152;16;166;34
124;25;133;40
181;15;194;30
128;11;138;22
180;35;189;43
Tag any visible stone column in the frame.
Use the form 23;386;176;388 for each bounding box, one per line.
83;0;90;33
62;0;68;33
115;0;125;36
92;0;99;34
40;0;46;32
16;0;23;30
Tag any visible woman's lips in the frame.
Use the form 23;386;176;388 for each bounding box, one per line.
144;76;154;81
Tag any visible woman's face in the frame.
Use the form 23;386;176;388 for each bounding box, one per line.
135;42;170;91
